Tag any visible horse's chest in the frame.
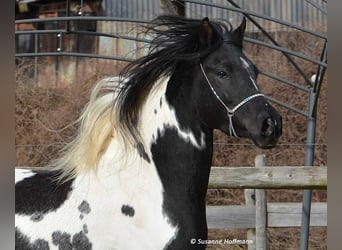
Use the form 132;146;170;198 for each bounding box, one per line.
88;174;177;249
86;191;176;249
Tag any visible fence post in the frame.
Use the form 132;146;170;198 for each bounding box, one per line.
245;189;256;250
255;154;268;250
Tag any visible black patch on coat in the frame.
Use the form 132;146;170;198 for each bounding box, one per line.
136;142;151;163
151;127;213;250
52;231;72;249
30;212;44;222
52;230;92;250
72;231;92;249
78;200;91;214
33;239;49;250
15;170;74;215
121;204;135;217
83;224;88;234
16;228;49;250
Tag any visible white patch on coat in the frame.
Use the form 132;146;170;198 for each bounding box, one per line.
15;76;208;249
249;76;259;90
240;56;250;69
15;169;36;184
141;76;206;150
240;57;259;90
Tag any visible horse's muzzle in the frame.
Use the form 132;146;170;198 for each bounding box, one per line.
261;117;281;138
254;113;282;149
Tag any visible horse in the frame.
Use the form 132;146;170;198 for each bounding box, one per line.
15;15;282;250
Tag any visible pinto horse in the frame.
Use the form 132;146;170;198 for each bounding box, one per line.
15;16;282;249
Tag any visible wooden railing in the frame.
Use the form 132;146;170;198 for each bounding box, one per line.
206;155;327;250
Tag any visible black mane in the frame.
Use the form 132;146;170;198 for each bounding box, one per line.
117;15;235;144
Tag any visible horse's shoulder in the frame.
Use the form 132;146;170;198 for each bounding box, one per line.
15;169;74;215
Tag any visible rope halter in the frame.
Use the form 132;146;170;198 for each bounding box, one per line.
200;63;264;137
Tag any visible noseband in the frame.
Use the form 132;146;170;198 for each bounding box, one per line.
200;63;264;137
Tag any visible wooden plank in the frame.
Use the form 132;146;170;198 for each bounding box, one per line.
206;205;256;229
255;155;267;250
208;166;327;189
267;202;327;227
206;202;327;229
245;189;256;250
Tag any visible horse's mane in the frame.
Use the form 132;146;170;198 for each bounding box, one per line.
52;16;235;181
117;15;232;144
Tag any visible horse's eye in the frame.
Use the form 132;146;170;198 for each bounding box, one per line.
217;71;228;78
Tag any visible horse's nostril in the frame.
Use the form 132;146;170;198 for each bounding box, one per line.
261;117;275;137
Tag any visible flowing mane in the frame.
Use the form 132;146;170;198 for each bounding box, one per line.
51;16;235;181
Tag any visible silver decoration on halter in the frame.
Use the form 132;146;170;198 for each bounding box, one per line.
200;63;264;137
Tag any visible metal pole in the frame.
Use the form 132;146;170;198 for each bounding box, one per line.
300;88;317;250
66;0;70;32
34;32;38;86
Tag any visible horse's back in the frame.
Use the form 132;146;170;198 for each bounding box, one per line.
15;168;78;249
15;168;73;214
15;167;174;250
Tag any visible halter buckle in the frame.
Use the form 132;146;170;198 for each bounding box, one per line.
227;111;234;117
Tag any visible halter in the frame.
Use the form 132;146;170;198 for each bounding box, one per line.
200;63;264;137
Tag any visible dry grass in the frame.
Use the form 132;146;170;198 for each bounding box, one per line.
15;30;327;249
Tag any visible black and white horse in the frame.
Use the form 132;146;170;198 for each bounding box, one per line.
15;16;282;249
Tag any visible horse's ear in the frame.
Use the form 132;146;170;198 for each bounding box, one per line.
232;17;246;48
199;17;213;49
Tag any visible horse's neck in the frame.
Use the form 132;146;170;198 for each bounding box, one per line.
148;74;214;237
88;76;213;238
96;75;213;188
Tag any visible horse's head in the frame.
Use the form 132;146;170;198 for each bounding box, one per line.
194;17;282;149
116;15;281;149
